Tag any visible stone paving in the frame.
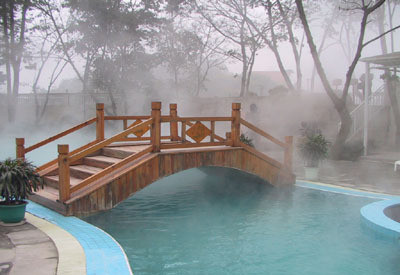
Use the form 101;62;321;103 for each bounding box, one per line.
294;153;400;196
0;221;57;275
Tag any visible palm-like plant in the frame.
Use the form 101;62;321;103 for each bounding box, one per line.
298;134;329;167
0;158;42;205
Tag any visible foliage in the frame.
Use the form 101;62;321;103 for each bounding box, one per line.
0;158;42;204
240;133;254;148
297;123;329;167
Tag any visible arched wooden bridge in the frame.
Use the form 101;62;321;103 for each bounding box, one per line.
17;102;295;216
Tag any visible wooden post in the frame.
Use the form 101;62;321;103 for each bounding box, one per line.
226;132;232;146
231;103;241;147
170;103;179;141
181;121;186;142
16;138;25;160
96;103;105;141
58;144;70;202
284;136;293;173
123;119;128;130
210;121;215;142
151;102;161;152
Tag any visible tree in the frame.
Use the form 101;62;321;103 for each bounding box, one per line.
244;0;310;91
0;0;32;122
195;0;265;97
295;0;387;159
36;0;166;115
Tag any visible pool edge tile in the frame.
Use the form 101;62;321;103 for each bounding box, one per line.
26;212;86;275
26;200;133;275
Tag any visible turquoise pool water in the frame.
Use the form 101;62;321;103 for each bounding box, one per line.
85;167;400;275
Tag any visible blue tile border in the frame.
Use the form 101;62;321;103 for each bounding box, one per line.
296;180;400;242
26;201;133;275
360;199;400;241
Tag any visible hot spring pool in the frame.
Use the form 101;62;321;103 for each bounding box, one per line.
83;167;399;275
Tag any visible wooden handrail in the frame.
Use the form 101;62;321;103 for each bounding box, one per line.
118;136;171;142
25;117;97;153
69;118;154;163
70;145;153;194
160;141;228;150
239;141;283;169
37;139;99;173
105;115;150;120
240;118;288;149
161;116;233;122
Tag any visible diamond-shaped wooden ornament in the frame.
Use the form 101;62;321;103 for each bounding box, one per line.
128;119;150;137
186;121;211;143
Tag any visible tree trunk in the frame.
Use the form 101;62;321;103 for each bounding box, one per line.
266;1;295;91
277;0;302;90
296;0;351;159
296;0;385;158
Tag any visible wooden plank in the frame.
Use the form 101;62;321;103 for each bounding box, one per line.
239;141;282;169
25;118;96;153
186;120;225;142
161;116;232;122
160;142;227;150
169;104;179;141
240;118;287;148
96;103;105;141
151;102;161;152
69;118;153;163
210;121;215;142
70;145;153;193
231;103;241;146
105;115;150;120
58;145;70;202
181;121;186;142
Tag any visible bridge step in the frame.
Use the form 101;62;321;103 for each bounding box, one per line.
43;175;82;189
70;164;103;179
83;155;121;169
101;145;149;159
29;185;67;215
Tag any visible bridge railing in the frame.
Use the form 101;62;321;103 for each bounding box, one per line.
17;101;293;202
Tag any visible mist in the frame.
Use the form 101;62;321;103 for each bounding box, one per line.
1;0;399;166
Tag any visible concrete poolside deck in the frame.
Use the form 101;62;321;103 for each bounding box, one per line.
0;201;132;275
1;154;399;275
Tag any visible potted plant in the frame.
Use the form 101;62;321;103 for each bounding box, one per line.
297;123;329;180
0;158;42;224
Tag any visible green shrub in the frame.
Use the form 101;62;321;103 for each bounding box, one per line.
240;133;254;148
0;158;42;204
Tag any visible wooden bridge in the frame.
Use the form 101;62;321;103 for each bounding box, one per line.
16;102;295;216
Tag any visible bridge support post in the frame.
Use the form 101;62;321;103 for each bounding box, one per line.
151;102;161;152
96;103;105;141
16;138;25;160
58;144;70;202
231;103;241;147
170;103;179;141
284;136;293;173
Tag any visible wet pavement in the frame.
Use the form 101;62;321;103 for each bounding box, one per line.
294;152;400;196
0;221;57;275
